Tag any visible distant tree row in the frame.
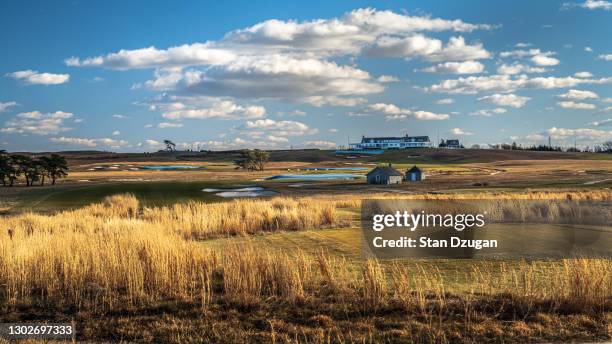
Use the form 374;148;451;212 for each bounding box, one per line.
234;150;270;171
477;141;612;153
0;151;68;186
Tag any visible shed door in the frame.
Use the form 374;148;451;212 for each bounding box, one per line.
375;175;380;183
410;174;416;181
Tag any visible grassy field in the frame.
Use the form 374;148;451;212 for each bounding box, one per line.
0;193;610;343
1;150;611;343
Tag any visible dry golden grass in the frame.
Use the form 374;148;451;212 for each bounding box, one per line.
0;192;610;343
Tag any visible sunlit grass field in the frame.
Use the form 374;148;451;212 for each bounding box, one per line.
1;191;610;343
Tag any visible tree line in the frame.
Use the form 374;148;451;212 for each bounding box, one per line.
473;141;612;153
0;151;69;186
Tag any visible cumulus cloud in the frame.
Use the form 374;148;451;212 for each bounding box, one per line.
436;98;454;105
418;60;484;74
145;55;384;100
450;128;473;135
469;108;507;116
6;70;69;85
478;93;530;108
64;44;236;70
1;111;73;135
574;71;593;78
0;101;18;112
51;136;128;148
496;63;546;75
302;96;367;107
563;0;612;10
426;74;612;94
584;47;593;52
161;99;266;120
599;54;612;61
157;122;184;128
531;55;560;66
302;140;337;149
557;101;596;109
367;35;490;61
112;130;120;136
356;103;449;120
377;75;399;82
66;9;494;102
557;89;599;100
588;118;612;126
240;118;317;136
547;127;612;140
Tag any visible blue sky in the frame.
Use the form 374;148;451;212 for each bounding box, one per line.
1;0;611;152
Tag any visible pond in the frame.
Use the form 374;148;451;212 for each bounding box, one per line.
266;173;364;180
202;186;277;198
140;165;202;171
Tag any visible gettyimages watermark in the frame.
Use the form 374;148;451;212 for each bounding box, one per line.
361;199;612;259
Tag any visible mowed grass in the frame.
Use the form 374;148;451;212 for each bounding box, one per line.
1;181;240;213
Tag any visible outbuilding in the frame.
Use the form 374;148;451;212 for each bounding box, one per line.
366;164;404;185
406;165;424;182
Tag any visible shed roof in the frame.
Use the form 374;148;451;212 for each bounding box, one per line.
407;165;422;173
367;165;404;177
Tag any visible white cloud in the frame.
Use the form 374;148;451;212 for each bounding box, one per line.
368;35;490;62
478;93;530;108
66;8;492;102
595;106;612;114
557;89;599;100
1;111;74;135
6;70;70;85
603;98;612;103
50;137;97;147
584;47;593;52
112;114;128;119
162;99;266;120
267;135;289;143
531;55;560;66
241;118;316;136
470;108;507;116
418;60;484;74
0;101;18;112
357;103;449;120
112;130;120;136
302;140;337;149
547;127;612;139
302;96;367;107
557;101;596;109
564;0;612;10
377;75;399;83
145;55;384;100
436;98;454;105
328;128;339;133
515;42;531;48
499;48;555;59
426;74;612;94
588;118;612;126
574;71;593;78
496;63;546;75
51;136;128;148
450;128;473;135
599;54;612;61
65;44;236;70
157;122;184;128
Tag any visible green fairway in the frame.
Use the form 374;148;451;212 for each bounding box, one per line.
1;180;255;213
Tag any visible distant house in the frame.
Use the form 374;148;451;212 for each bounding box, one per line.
439;139;462;149
350;135;431;150
366;164;404;184
406;165;424;182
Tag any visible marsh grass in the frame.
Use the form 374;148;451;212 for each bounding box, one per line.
0;192;610;342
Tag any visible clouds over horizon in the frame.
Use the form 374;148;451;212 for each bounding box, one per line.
6;70;70;85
